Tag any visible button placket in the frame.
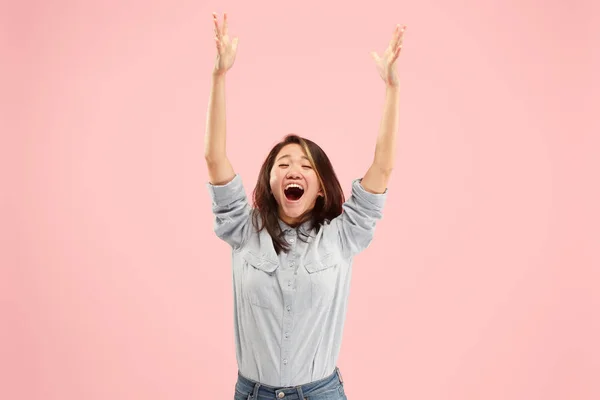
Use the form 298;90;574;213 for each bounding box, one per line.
286;230;297;245
281;300;293;383
280;229;302;385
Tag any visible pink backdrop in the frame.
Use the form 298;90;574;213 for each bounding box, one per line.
4;0;599;399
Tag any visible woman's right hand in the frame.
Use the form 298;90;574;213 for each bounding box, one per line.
212;12;239;76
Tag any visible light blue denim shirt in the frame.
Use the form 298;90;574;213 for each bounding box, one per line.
206;174;387;387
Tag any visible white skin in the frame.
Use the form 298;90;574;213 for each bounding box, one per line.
370;24;406;87
212;12;239;76
270;143;324;226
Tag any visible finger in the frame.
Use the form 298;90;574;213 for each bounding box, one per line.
215;36;222;54
393;24;407;51
397;25;406;49
389;43;402;65
370;51;381;63
392;44;402;62
223;12;228;37
388;25;399;49
394;25;404;49
213;12;221;38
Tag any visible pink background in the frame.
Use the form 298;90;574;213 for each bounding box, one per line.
3;0;599;399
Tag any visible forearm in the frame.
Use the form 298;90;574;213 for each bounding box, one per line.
372;85;400;172
204;72;228;161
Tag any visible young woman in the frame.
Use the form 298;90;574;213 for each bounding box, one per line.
205;12;406;400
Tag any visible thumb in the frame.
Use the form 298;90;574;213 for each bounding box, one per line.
232;37;239;52
370;51;380;63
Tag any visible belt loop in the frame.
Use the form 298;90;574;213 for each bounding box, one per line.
335;367;344;385
295;384;305;400
250;382;261;399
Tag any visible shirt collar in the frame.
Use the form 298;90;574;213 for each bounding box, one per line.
278;217;313;235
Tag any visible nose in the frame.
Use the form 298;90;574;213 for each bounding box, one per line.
285;167;302;179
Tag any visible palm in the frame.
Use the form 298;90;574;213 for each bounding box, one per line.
371;25;406;87
213;12;239;75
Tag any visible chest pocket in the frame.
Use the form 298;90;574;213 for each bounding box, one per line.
242;251;280;310
304;253;340;309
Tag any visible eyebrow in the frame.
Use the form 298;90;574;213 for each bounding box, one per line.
276;154;310;162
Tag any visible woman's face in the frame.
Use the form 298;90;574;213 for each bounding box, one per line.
269;143;323;226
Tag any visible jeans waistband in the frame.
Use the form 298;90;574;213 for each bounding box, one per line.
236;367;344;400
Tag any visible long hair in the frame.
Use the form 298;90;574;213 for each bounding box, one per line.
251;134;345;254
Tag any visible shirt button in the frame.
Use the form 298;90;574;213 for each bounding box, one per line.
278;392;285;398
285;332;289;338
287;280;292;286
288;238;295;243
289;261;295;266
286;305;291;312
283;359;288;365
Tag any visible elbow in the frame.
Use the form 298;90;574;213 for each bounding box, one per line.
373;149;395;176
373;162;394;177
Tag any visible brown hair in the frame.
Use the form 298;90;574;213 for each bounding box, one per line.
251;134;345;254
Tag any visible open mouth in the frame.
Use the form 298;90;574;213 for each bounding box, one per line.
284;183;305;202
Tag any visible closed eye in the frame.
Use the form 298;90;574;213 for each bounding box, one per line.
278;163;312;169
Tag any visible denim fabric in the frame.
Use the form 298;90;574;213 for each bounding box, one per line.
207;174;387;387
234;366;347;400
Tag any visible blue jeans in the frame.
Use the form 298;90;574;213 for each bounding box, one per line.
234;367;347;400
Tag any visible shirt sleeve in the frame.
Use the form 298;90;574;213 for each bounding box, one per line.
332;178;388;257
206;174;252;250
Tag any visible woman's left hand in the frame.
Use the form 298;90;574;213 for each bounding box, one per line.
371;24;406;87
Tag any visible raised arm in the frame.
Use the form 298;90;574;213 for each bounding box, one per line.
361;24;406;194
327;24;406;256
204;12;239;185
205;13;251;249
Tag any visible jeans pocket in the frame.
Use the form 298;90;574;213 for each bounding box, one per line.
305;384;346;400
233;388;249;400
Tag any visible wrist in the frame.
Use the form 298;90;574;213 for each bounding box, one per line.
212;70;227;80
386;83;400;92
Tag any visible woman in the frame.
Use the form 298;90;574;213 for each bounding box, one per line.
205;12;406;400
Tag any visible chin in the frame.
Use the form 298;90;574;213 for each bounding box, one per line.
284;210;305;219
277;199;310;222
280;204;305;218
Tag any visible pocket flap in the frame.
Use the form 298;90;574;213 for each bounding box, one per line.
242;251;279;274
304;253;338;273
